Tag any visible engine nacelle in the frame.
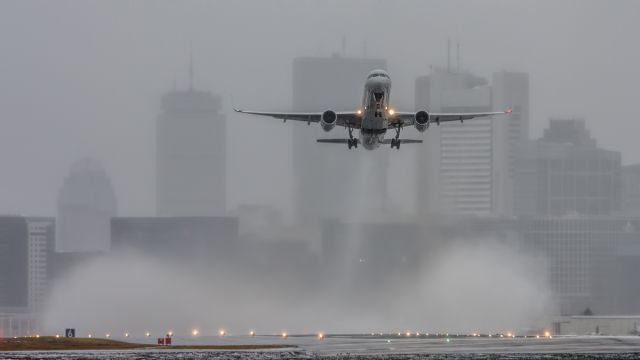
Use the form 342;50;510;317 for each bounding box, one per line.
414;110;430;132
321;110;337;132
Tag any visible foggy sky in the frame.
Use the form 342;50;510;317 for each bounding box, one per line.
1;0;639;218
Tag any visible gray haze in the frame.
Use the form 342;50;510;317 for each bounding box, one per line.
1;0;639;338
1;0;639;217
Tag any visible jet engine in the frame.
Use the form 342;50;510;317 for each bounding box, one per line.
414;110;430;132
321;110;337;132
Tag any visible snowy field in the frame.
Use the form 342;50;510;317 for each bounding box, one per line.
2;335;640;359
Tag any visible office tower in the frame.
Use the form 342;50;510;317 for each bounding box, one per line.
621;164;640;215
156;62;226;217
57;158;117;252
26;218;54;311
514;119;621;216
415;68;529;216
520;216;637;315
111;216;238;262
0;217;28;308
0;216;54;311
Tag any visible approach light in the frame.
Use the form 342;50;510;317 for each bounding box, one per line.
544;331;551;338
405;332;411;337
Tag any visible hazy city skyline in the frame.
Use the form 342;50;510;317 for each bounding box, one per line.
1;1;639;219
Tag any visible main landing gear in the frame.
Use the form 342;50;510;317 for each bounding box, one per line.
347;124;358;149
390;124;402;149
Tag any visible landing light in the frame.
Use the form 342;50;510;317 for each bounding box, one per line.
388;109;395;116
55;334;60;338
146;332;151;337
125;332;129;338
544;331;551;338
88;334;92;338
249;330;255;336
357;109;362;115
219;329;226;336
167;331;173;337
318;333;325;340
281;332;288;338
106;334;110;338
192;329;199;336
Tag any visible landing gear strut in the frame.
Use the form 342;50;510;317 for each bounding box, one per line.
390;124;402;149
347;124;358;149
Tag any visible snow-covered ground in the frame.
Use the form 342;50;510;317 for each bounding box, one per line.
2;335;640;359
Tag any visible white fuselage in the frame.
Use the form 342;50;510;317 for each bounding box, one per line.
359;69;392;150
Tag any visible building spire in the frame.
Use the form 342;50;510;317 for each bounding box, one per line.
447;38;451;73
189;51;194;91
457;42;460;72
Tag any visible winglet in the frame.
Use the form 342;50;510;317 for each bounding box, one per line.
233;108;243;113
505;107;513;114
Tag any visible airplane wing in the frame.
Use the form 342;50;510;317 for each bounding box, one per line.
389;107;512;128
233;108;362;128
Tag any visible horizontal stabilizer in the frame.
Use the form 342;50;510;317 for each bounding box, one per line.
382;139;423;144
316;139;354;144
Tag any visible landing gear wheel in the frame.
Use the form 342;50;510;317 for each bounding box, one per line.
346;124;357;149
391;124;402;149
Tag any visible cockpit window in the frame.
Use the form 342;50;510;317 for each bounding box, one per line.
367;72;389;79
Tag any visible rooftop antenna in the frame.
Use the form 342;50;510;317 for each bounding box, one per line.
188;51;194;91
447;38;451;73
341;35;346;57
457;42;460;72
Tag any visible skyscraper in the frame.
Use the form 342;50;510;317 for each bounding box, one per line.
415;69;529;216
514;119;621;217
292;54;388;224
156;62;226;217
0;216;54;311
0;217;28;308
57;158;117;252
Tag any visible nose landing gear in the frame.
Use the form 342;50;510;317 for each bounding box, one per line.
347;123;358;149
391;124;402;149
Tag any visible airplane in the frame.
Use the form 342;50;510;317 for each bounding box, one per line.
234;69;512;150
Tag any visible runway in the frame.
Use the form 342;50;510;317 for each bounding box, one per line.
2;334;639;359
